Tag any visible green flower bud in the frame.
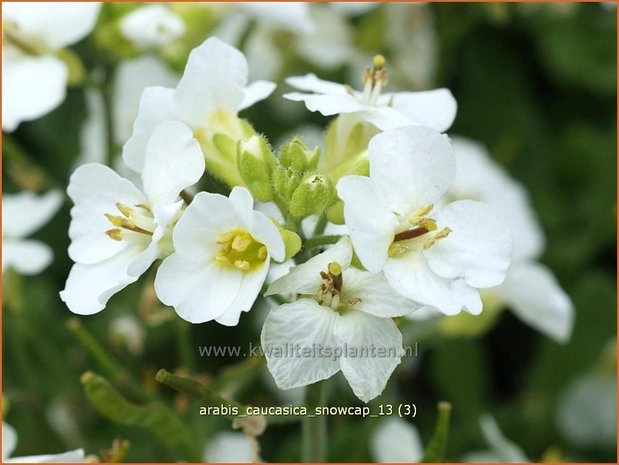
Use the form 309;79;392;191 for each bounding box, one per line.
237;134;276;202
289;174;335;218
280;137;320;173
325;199;345;225
273;166;301;201
281;229;302;260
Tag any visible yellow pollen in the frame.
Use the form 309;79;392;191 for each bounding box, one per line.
215;254;231;265
106;228;122;241
418;218;438;231
231;235;251;252
328;262;342;277
214;229;267;272
116;202;133;217
234;260;251;271
373;54;386;69
258;246;267;260
216;231;237;244
388;242;409;256
104;213;123;227
423;227;452;250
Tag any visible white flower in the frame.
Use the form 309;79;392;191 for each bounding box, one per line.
463;415;528;463
109;315;146;355
284;60;456;132
2;422;84;463
155;187;285;325
337;127;512;316
450;137;574;342
122;37;275;173
2;2;101;131
60;121;204;315
2;190;62;275
203;432;255;463
371;417;422;463
120;5;185;50
261;237;419;402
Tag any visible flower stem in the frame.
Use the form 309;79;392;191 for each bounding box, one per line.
303;234;342;251
421;401;452;462
99;63;118;167
302;380;328;462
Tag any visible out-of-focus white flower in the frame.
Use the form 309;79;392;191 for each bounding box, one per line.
155;187;285;325
449;137;574;342
119;5;185;50
371;417;422;463
122;37;275;174
2;2;101;131
2;422;85;463
203;431;255;463
61;122;204;315
337;127;512;316
109;315;146;355
2;190;62;275
463;415;528;462
262;237;419;402
285;58;456;132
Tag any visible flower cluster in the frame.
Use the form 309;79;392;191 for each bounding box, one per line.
55;36;516;402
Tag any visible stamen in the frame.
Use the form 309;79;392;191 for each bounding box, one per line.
105;229;122;241
393;226;430;242
215;254;231;265
423;227;452;250
231;235;251;252
116;202;133;217
257;246;267;261
233;260;251;271
216;231;237;244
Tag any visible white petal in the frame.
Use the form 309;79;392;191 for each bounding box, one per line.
154;254;243;324
113;56;179;145
229;186;255;226
478;415;529;462
2;190;62;238
119;5;185;50
359;106;416;131
2;53;67;132
266;237;352;296
2;422;17;460
498;261;574;343
173;37;248;127
250;210;285;263
3;2;100;49
66;164;146;264
244;26;282;81
203;432;254;463
425;200;512;288
2;239;53;275
239;80;276;110
371;418;423;463
285;74;350;95
367;126;455;215
7;449;85;463
261;299;340;389
382;88;457;133
384;254;482;316
122;86;175;172
343;268;421;318
60;245;145;315
241;2;313;33
216;263;269;327
171;192;244;261
334;310;404;402
336;176;398;273
283;92;365;116
141;121;204;205
450;137;545;261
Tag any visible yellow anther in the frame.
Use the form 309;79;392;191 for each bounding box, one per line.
116;202;133;218
328;262;342;277
231;235;251;252
105;228;122;241
423;227;452;250
216;231;237;244
388;242;409;256
418;218;438;232
105;213;123;227
234;260;251;271
215;254;232;265
415;204;433;217
373;54;386;69
257;246;267;260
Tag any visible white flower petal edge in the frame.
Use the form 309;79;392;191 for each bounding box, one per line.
123;37;275;171
370;418;423;463
3;421;85;463
337;126;512;316
462;415;529;463
120;5;185;50
203;431;255;463
498;261;574;343
155;187;285;325
61;122;204;315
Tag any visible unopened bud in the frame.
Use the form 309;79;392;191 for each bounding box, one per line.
289;174;335;218
237;134;276;202
280;137;320;173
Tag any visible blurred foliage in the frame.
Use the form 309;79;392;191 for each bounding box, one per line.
2;2;616;462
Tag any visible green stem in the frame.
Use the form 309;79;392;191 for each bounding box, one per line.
303;234;342;251
302;380;328;462
67;319;153;401
422;401;453;462
313;214;328;236
99;64;117;167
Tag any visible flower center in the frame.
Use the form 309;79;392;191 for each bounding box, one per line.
2;21;45;56
360;54;388;107
389;204;452;257
317;262;361;313
214;230;267;272
105;202;155;243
